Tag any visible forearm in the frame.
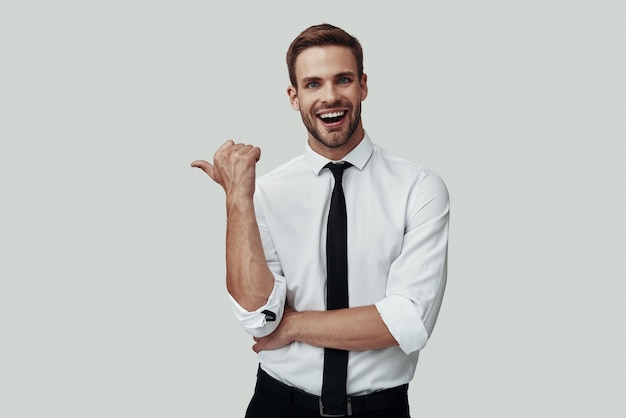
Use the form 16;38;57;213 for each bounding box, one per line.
225;194;274;311
284;305;398;352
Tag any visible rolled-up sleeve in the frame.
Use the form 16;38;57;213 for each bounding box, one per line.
228;275;286;337
375;172;449;355
226;188;287;338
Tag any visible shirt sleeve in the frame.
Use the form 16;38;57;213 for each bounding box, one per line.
227;276;286;337
375;171;449;355
226;188;288;338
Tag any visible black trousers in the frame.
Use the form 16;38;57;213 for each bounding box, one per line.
245;368;411;418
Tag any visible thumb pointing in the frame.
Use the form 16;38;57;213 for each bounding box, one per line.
191;160;215;179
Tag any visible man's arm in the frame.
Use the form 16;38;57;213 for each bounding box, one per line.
252;305;398;353
192;140;274;311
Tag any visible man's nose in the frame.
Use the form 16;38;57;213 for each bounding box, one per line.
321;83;341;104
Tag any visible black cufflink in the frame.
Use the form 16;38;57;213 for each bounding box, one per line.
261;310;276;322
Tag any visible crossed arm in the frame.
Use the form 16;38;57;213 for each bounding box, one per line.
192;141;398;353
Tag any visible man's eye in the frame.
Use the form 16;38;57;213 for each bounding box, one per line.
306;81;319;88
338;77;351;85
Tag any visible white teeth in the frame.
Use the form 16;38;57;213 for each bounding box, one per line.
319;111;345;119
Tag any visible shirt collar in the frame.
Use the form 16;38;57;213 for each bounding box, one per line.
305;132;373;175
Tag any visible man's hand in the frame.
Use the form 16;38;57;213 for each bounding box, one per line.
191;140;261;199
252;306;295;353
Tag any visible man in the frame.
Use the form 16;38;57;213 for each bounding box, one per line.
192;24;449;418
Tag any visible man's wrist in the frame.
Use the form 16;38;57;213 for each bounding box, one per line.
281;310;299;344
226;191;255;214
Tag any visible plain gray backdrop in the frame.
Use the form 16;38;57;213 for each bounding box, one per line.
1;1;625;417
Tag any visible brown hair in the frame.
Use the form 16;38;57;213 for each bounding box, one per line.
286;23;364;89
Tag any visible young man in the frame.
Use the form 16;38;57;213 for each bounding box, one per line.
192;24;449;418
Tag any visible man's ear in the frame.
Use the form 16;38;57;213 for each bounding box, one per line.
360;73;368;101
287;86;299;111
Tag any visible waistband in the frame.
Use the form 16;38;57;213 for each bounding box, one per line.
255;366;408;417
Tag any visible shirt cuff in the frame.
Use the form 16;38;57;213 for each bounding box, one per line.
227;275;286;337
375;295;429;355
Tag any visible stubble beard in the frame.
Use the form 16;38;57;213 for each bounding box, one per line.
301;102;362;150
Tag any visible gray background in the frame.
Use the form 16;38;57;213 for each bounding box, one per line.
1;1;625;417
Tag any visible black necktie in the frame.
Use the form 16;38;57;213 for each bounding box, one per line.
321;161;352;416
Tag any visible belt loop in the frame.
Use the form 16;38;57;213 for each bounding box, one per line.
288;384;294;406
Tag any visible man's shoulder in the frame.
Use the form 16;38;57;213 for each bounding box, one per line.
369;143;449;208
370;143;439;182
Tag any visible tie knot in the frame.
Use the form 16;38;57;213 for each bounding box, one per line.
325;162;352;181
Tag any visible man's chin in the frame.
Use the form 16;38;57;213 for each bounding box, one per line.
305;119;360;151
316;134;350;149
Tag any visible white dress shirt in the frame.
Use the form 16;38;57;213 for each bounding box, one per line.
229;133;449;396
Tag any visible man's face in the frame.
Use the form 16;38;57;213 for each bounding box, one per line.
288;46;368;159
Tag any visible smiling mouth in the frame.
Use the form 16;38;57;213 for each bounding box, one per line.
317;111;346;124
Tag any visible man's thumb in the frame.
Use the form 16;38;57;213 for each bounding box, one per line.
191;160;215;179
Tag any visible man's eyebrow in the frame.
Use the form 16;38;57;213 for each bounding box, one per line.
300;76;322;84
335;71;357;79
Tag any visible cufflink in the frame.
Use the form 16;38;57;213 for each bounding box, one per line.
261;310;276;321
